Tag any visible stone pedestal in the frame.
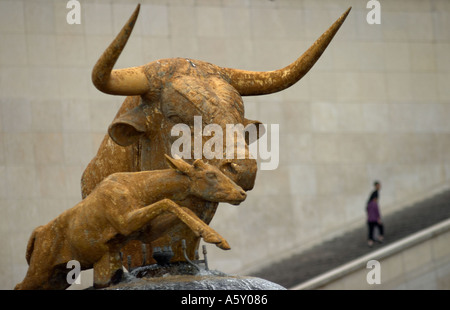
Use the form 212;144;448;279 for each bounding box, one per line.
96;263;286;290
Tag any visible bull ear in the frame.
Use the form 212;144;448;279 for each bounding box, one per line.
165;154;192;175
243;118;265;144
108;104;148;146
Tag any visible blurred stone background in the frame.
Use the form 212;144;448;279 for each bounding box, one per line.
1;0;449;289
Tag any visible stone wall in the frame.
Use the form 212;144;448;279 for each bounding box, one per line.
1;0;449;289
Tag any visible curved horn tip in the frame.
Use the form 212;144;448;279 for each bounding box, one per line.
132;3;141;20
341;7;352;21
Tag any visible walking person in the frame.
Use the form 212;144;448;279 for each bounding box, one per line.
366;181;384;247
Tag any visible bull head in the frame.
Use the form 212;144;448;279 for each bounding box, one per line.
89;4;350;190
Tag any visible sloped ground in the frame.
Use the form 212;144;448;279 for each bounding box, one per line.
250;189;450;289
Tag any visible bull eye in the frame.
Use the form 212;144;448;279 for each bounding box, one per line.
206;172;217;180
222;161;238;174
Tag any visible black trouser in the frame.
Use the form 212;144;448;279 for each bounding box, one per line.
367;221;384;241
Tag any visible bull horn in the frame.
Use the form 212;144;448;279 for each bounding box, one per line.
91;4;149;96
221;7;351;96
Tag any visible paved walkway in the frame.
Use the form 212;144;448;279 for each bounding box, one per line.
251;189;450;289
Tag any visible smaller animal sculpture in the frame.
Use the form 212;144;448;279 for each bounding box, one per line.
15;155;246;290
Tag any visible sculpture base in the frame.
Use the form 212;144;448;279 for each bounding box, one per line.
103;273;285;290
93;263;285;290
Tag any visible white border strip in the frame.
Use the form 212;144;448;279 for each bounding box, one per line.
290;217;450;290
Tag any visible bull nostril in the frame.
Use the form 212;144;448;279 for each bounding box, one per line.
240;190;246;198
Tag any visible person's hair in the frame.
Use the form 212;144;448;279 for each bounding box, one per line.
374;181;380;186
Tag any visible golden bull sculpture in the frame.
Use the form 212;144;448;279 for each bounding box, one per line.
16;4;351;289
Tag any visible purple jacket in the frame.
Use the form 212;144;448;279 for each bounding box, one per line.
367;200;380;222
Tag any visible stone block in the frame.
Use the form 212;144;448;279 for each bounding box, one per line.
362;103;390;133
384;42;411;72
0;67;29;98
0;167;6;198
435;43;450;72
83;2;113;36
410;72;438;101
62;100;91;133
386;72;413;102
24;0;55;34
311;101;338;132
5;167;40;199
357;72;388;102
0;0;25;34
37;165;67;198
28;67;59;100
437;73;450;101
141;4;169;37
358;42;386;72
410;43;436;72
223;7;252;39
312;133;340;164
282;132;313;164
26;34;57;66
58;67;90;100
196;6;225;38
55;34;86;67
224;38;253;69
332;41;361;72
433;11;450;42
309;72;337;101
3;133;35;166
62;133;94;165
142;36;172;60
1;99;32;133
0;34;27;66
287;163;317;196
31;100;62;133
33;133;64;165
169;6;196;37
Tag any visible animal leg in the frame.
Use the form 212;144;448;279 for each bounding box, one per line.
180;206;230;250
124;199;230;250
14;259;53;290
15;232;55;290
93;251;123;289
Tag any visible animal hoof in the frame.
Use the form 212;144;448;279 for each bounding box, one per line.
216;240;231;250
201;231;221;244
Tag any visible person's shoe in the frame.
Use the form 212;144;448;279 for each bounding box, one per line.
377;236;384;243
368;240;374;247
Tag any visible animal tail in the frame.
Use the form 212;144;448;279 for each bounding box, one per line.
25;226;42;265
